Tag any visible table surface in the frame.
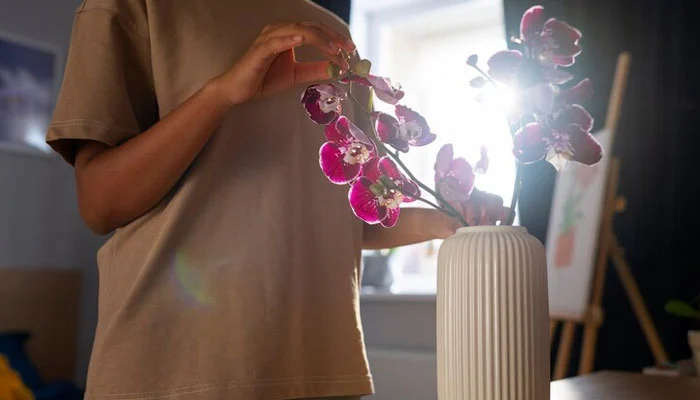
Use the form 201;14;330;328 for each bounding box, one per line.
552;371;700;399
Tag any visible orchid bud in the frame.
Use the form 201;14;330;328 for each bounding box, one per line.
470;76;487;88
327;63;342;80
353;59;372;77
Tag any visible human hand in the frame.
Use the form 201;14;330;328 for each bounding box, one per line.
432;210;463;239
213;22;355;106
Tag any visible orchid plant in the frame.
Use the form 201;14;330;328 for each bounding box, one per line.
301;5;602;229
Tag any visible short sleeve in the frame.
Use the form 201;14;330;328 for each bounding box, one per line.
47;5;157;165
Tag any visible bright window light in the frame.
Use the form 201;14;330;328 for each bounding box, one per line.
353;0;511;294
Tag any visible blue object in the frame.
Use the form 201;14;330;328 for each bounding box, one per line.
0;330;45;390
35;381;83;400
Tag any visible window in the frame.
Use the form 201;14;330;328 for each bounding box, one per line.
352;0;513;294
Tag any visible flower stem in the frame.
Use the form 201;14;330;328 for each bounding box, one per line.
468;64;498;88
416;197;454;216
346;91;469;227
505;163;523;226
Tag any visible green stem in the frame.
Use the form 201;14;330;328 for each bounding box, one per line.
347;92;469;227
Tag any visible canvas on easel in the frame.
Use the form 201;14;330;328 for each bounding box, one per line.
546;128;613;320
546;52;670;380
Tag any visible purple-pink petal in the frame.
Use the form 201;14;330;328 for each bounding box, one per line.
367;75;405;105
319;142;362;184
349;177;381;224
336;116;374;148
302;85;342;125
552;55;576;68
360;157;381;182
395;105;436;147
544;19;582;53
556;105;594;132
542;18;582;66
324;117;351;143
487;50;523;83
412;133;437;146
378;157;402;180
344;75;405;105
381;208;400;228
304;99;337;125
520;5;545;39
399;180;420;201
513;123;549;163
559;78;593;105
435;144;454;178
375;112;409;152
567;124;603;165
452;158;475;191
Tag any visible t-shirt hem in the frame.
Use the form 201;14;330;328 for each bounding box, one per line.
84;376;374;400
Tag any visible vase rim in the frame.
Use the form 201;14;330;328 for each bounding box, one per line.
455;225;528;234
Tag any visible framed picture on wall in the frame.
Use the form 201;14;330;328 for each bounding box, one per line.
0;31;61;155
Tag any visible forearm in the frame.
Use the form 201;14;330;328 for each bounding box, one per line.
362;208;458;250
75;79;230;234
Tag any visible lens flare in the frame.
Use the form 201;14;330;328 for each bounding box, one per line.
171;251;215;307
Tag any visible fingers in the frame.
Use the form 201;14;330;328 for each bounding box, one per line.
254;35;304;62
260;22;352;71
303;22;355;53
295;61;333;84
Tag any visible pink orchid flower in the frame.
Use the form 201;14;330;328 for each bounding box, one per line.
302;84;346;125
319;116;375;184
513;104;602;170
486;6;582;87
344;75;405;105
374;105;437;153
487;50;574;87
461;188;510;226
349;157;420;228
520;5;583;67
434;144;476;207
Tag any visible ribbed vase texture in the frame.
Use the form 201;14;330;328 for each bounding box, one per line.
437;226;550;400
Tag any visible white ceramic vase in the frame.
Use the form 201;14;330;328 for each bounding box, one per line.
437;226;550;400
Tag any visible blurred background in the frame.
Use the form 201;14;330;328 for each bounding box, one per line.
1;0;699;399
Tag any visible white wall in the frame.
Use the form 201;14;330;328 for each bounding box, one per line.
0;0;104;386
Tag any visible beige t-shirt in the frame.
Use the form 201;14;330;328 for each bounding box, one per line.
47;1;373;399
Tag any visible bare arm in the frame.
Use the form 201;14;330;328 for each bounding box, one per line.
74;82;229;234
362;208;460;250
74;22;355;235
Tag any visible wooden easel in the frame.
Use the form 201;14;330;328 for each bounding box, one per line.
549;52;670;380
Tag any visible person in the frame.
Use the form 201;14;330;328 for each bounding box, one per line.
46;1;458;399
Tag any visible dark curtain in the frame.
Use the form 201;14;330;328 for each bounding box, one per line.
504;0;700;374
312;0;351;24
